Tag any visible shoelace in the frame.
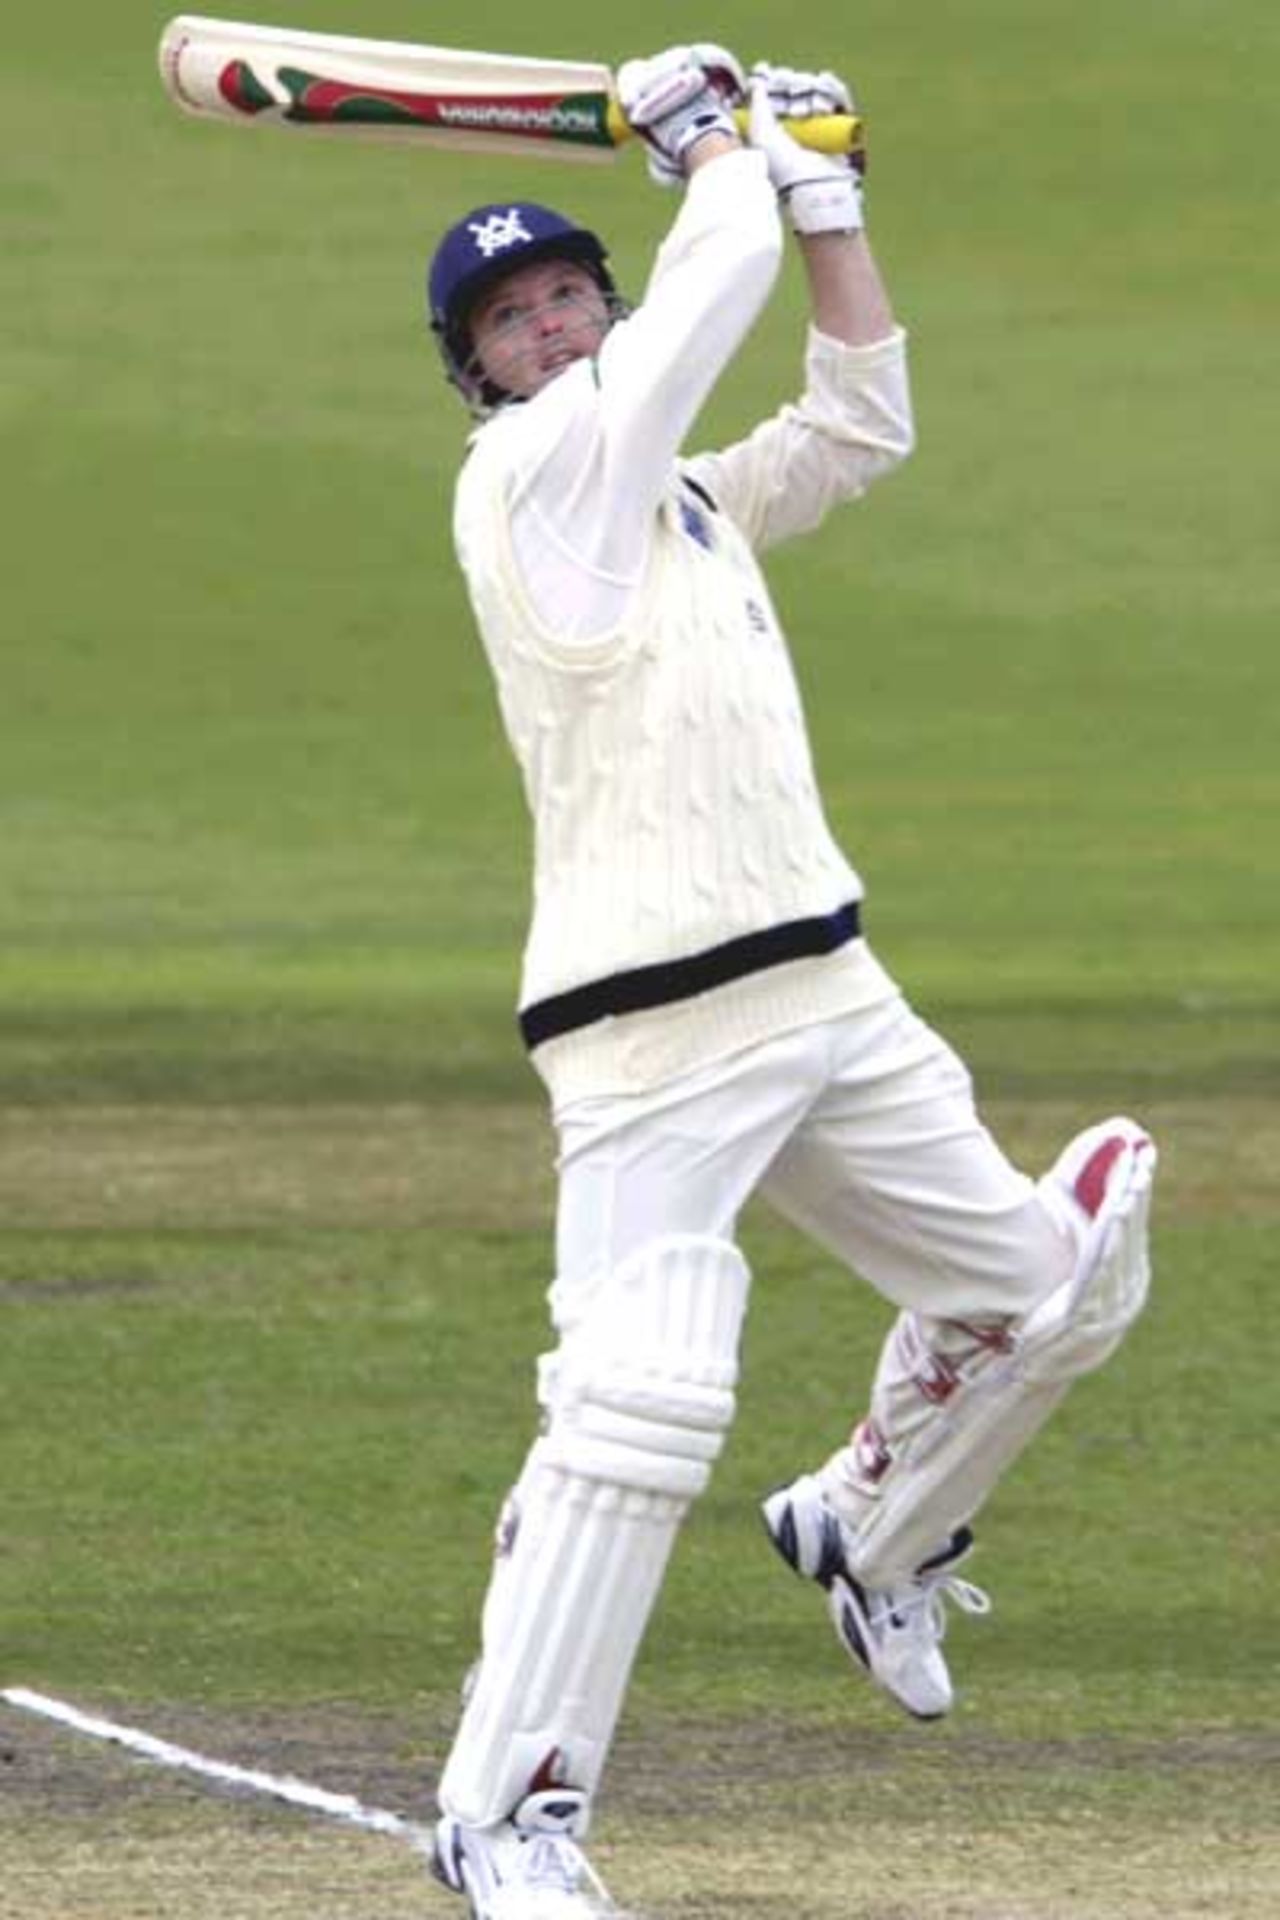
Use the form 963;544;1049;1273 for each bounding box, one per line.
515;1832;615;1909
883;1572;992;1641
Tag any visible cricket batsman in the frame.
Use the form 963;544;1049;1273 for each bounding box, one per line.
422;45;1157;1919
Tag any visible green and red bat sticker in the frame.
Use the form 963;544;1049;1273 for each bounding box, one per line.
216;60;617;147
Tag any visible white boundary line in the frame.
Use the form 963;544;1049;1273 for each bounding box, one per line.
2;1687;432;1849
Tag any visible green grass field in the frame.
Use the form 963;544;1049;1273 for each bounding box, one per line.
3;2;1278;1914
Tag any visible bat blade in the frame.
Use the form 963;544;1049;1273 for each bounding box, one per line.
158;15;622;162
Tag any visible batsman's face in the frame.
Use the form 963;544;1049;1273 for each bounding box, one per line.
469;259;611;400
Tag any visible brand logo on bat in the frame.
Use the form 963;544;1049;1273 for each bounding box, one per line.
436;100;603;137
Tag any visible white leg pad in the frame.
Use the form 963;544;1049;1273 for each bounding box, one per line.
1020;1121;1156;1381
825;1123;1156;1585
438;1235;749;1828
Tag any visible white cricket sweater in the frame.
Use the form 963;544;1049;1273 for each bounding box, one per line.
452;152;915;1109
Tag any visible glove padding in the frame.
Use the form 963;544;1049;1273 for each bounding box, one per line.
617;44;745;187
748;61;865;234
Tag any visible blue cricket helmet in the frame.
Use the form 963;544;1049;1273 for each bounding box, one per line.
427;200;617;409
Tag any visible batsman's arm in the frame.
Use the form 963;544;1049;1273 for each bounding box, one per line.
580;146;782;534
497;145;784;646
682;324;914;555
679;66;912;548
796;229;896;348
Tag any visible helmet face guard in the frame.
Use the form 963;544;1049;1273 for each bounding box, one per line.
427;202;620;415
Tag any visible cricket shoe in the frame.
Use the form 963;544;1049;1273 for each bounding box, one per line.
431;1786;617;1919
762;1474;990;1720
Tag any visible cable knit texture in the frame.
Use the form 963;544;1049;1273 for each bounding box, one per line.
454;449;897;1106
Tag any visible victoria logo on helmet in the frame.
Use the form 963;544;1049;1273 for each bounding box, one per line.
467;208;534;259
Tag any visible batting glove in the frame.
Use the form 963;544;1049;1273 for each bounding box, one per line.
748;61;865;233
617;45;746;187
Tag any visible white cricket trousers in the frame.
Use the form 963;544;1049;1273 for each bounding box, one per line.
553;992;1072;1335
444;989;1082;1824
550;989;1077;1578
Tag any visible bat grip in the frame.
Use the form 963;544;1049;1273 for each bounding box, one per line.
751;110;864;158
605;99;864;160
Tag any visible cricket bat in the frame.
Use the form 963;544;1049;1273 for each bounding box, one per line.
157;16;864;164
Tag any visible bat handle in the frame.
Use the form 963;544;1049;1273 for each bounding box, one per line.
605;99;865;160
756;110;865;159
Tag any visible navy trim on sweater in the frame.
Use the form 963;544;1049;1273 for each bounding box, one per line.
519;901;863;1050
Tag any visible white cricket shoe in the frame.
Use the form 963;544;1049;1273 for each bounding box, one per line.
431;1786;617;1919
762;1474;990;1720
